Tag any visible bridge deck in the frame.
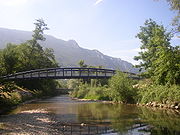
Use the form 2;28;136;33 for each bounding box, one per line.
0;67;139;80
0;67;116;80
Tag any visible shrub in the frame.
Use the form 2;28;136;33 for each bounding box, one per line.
109;71;137;103
0;92;22;107
85;86;111;100
138;84;180;103
70;83;90;98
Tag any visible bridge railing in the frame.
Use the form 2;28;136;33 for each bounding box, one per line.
0;67;141;80
1;67;116;80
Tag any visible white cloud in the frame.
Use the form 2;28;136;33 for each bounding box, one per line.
94;0;104;5
0;0;28;7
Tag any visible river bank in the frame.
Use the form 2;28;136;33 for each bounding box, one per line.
0;95;180;135
0;109;61;134
138;101;180;110
0;83;59;115
72;97;180;112
70;77;180;112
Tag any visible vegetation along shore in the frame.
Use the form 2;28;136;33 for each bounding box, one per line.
0;19;60;114
0;18;179;114
70;19;180;110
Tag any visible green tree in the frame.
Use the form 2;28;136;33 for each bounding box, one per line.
23;18;57;70
0;44;18;75
134;19;172;72
78;60;87;68
0;19;58;95
152;45;180;85
134;19;180;85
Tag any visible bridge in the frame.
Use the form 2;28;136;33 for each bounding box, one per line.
0;67;139;80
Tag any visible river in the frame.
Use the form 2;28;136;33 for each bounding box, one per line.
0;95;180;135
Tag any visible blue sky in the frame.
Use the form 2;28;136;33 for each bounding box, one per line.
0;0;179;64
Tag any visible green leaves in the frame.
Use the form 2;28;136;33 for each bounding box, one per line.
78;60;87;68
0;19;58;95
134;19;179;85
32;18;49;42
109;71;137;103
0;44;19;75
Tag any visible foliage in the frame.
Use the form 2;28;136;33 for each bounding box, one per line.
70;83;90;99
134;19;180;85
85;86;111;100
32;18;49;42
134;19;172;71
166;0;180;12
78;60;87;68
108;71;137;103
166;0;180;34
67;79;80;89
70;70;137;103
70;80;111;100
0;19;59;98
56;80;68;89
0;83;33;108
0;92;22;107
138;84;180;103
0;19;57;75
155;0;180;35
152;45;180;85
0;44;18;75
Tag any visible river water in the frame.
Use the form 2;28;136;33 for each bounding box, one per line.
0;95;180;135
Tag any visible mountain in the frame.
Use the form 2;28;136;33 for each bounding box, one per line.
0;28;139;73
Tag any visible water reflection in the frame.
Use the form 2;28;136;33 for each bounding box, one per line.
76;103;180;135
2;95;180;135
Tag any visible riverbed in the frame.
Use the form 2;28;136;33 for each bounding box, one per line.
0;95;180;135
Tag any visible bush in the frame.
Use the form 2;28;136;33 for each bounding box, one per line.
138;84;180;103
0;91;22;107
70;82;111;100
109;71;137;103
70;83;90;98
67;79;80;89
85;86;111;100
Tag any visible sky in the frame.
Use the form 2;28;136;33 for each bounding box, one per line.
0;0;179;64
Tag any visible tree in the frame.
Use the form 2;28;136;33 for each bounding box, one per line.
0;19;59;94
134;19;172;72
0;44;18;75
78;60;87;68
23;18;58;70
134;19;180;85
152;45;180;85
30;18;49;48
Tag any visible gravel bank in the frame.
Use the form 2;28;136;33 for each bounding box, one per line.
0;109;62;135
